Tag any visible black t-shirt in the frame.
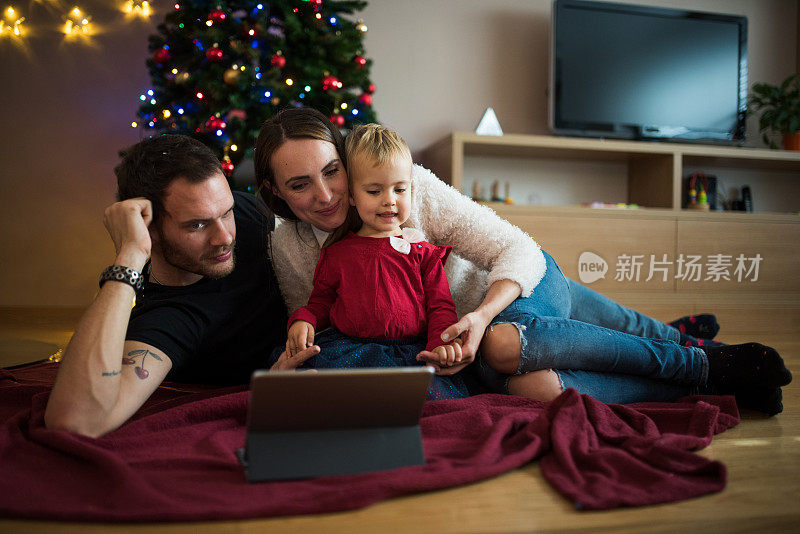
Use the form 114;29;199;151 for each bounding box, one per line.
126;191;288;385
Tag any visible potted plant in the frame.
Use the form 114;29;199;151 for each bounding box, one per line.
748;73;800;150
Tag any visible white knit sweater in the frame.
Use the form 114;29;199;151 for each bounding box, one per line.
270;164;546;319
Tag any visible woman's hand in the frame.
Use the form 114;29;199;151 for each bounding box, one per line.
440;310;492;362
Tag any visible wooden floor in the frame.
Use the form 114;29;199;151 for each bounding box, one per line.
1;308;798;533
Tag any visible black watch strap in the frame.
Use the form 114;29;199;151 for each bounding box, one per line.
99;265;144;292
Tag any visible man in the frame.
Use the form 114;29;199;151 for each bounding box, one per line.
45;135;319;437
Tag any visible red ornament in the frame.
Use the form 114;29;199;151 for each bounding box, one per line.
366;83;376;94
358;93;373;106
153;47;171;65
321;74;342;91
209;9;226;23
354;55;367;68
205;116;227;131
270;54;286;68
329;114;345;127
226;109;247;121
221;158;235;177
206;46;224;62
310;0;323;11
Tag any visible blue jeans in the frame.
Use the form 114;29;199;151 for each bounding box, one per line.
476;251;708;404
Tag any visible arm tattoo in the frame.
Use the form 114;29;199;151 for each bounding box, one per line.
117;349;164;380
101;370;121;377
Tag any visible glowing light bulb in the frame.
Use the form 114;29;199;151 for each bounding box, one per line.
162;110;171;118
2;9;27;38
352;109;359;115
304;85;311;92
150;98;156;105
122;0;151;18
230;144;238;151
174;3;180;9
232;64;238;70
248;29;255;36
263;90;271;97
205;20;212;27
315;13;321;19
177;108;184;114
216;130;223;137
286;78;293;86
63;7;93;38
196;92;203;99
341;103;348;109
147;89;154;96
131;121;138;128
171;68;178;74
139;95;146;101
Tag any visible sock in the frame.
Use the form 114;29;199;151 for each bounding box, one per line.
735;387;783;416
679;333;725;348
669;314;720;339
704;343;793;393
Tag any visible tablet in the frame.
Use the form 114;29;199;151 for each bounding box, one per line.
239;367;434;481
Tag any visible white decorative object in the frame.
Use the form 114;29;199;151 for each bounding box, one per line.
475;107;503;136
390;227;426;255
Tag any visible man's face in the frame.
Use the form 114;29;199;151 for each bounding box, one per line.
152;172;236;283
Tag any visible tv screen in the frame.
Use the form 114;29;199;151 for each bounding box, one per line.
550;0;748;143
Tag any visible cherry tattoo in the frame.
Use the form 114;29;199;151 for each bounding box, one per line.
123;349;163;380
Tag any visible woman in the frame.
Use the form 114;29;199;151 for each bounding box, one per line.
255;108;790;414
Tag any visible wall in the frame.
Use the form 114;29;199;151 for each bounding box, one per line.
0;0;796;307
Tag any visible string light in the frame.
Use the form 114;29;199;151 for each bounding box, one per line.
341;103;348;109
122;0;150;18
356;20;368;32
131;121;138;127
162;110;171;118
285;78;293;86
63;7;93;38
1;7;25;38
230;144;238;152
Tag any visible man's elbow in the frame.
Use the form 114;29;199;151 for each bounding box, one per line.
43;407;111;439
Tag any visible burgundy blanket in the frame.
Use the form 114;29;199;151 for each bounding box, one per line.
0;362;739;521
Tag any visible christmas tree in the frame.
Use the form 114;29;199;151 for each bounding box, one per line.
133;0;377;179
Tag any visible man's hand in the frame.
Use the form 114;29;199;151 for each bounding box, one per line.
287;320;315;357
103;198;153;271
270;344;320;371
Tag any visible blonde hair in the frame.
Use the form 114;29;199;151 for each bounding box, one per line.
344;124;412;179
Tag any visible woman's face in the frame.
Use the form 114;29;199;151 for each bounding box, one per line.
270;138;350;232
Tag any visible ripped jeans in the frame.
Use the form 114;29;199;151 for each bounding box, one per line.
476;251;709;404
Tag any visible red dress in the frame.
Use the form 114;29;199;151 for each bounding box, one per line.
288;231;457;352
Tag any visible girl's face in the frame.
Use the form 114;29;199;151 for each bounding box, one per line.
349;154;413;238
270;138;350;232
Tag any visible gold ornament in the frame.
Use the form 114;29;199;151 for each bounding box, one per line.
271;97;280;106
223;68;240;85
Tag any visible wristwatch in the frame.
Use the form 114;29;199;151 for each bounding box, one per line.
99;265;144;292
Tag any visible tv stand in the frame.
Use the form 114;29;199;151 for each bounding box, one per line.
420;132;800;337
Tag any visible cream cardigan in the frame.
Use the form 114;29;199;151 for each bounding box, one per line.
270;164;546;319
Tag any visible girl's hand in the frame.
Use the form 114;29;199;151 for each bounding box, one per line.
417;341;463;367
287;320;315;357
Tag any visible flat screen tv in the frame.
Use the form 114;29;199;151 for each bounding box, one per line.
550;0;748;143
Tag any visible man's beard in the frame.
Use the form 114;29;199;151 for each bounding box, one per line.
158;232;236;280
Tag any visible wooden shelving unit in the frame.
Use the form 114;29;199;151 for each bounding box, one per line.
420;132;800;322
422;132;800;212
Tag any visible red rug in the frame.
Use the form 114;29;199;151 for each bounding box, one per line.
0;362;738;521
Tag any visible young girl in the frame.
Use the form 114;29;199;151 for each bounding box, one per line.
283;124;470;400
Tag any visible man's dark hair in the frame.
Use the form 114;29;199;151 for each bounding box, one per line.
115;134;223;223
